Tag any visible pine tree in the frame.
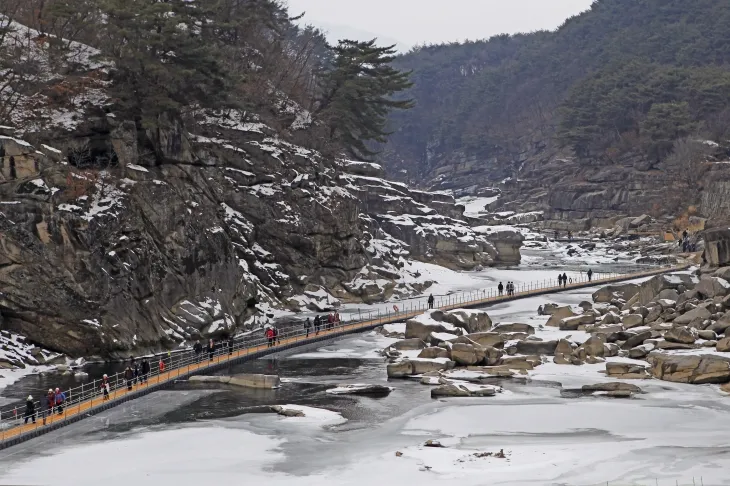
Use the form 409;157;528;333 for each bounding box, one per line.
316;39;413;159
97;0;230;128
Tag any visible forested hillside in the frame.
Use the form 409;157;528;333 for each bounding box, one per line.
384;0;730;197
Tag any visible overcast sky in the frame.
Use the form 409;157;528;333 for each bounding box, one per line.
286;0;595;50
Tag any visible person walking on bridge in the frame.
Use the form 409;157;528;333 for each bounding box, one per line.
101;374;110;400
194;340;203;363
54;388;66;415
587;268;593;282
314;315;321;335
562;273;568;288
558;274;563;287
208;339;216;360
305;318;311;337
228;335;234;355
45;389;55;420
24;395;36;424
427;294;435;309
498;282;504;296
124;366;134;391
266;327;275;347
141;357;150;384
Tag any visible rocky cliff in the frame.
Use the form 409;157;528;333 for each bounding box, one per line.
0;25;521;360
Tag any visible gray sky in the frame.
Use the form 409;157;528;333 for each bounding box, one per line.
286;0;595;50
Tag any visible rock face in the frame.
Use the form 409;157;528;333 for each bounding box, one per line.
648;353;730;384
704;228;730;268
0;103;520;358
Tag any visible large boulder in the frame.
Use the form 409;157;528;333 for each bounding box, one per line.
466;332;506;348
436;310;492;334
717;336;730;352
622;314;644;328
386;358;455;378
637;274;696;306
418;347;451;359
664;326;698;344
392;338;428;350
559;314;595;331
708;314;730;335
622;330;652;350
492;323;535;335
592;283;640;304
546;306;575;327
648;353;730;384
430;383;499;398
515;340;558;356
704;228;730;267
656;288;680;302
605;362;651;379
450;343;485;366
405;319;456;341
628;343;655;359
673;306;712;326
695;276;730;299
575;335;606;358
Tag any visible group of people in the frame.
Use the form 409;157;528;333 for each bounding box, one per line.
265;327;281;347
553;230;574;241
123;356;151;391
23;388;66;425
497;282;517;296
193;337;234;360
557;273;570;288
680;229;697;253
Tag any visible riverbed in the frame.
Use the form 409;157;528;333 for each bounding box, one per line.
3;245;727;486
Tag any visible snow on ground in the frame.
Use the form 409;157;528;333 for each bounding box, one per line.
273;405;347;426
456;195;500;217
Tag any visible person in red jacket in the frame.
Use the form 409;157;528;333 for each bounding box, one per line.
265;327;275;347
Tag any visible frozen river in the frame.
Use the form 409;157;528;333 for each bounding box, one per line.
1;247;728;485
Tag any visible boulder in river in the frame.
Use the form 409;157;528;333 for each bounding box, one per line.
431;383;500;398
546;307;575;327
325;384;393;396
386;358;455;378
647;353;730;384
405;319;457;341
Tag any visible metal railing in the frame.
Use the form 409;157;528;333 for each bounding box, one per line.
0;263;687;444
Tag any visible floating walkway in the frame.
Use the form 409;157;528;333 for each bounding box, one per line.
0;264;689;450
